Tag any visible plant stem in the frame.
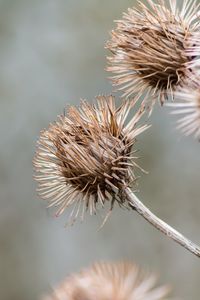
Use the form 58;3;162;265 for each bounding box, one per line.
124;187;200;258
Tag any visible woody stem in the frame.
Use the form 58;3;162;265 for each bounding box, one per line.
124;187;200;258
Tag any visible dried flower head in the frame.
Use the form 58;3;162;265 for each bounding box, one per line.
33;96;148;224
42;261;171;300
107;0;200;105
168;86;200;139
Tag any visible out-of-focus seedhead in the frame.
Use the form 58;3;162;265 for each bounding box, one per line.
168;86;200;139
42;261;171;300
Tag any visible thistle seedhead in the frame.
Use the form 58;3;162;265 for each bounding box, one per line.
107;0;200;106
42;261;171;300
169;86;200;139
33;96;148;224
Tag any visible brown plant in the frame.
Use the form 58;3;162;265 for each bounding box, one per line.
33;95;200;257
106;0;200;106
33;96;148;224
168;86;200;139
42;261;171;300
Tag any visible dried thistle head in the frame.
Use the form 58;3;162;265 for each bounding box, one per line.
42;261;171;300
168;85;200;139
106;0;200;105
33;96;148;224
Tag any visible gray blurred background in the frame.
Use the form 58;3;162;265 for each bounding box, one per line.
0;0;199;299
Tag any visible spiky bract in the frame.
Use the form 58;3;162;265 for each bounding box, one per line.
107;0;200;105
42;261;171;300
169;87;200;139
33;96;148;224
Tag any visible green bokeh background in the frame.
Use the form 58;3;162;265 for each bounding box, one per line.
0;0;199;299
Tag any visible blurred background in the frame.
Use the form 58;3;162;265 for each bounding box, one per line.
0;0;199;299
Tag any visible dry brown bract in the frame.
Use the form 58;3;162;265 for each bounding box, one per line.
42;261;171;300
168;86;200;139
107;0;200;105
33;96;148;224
